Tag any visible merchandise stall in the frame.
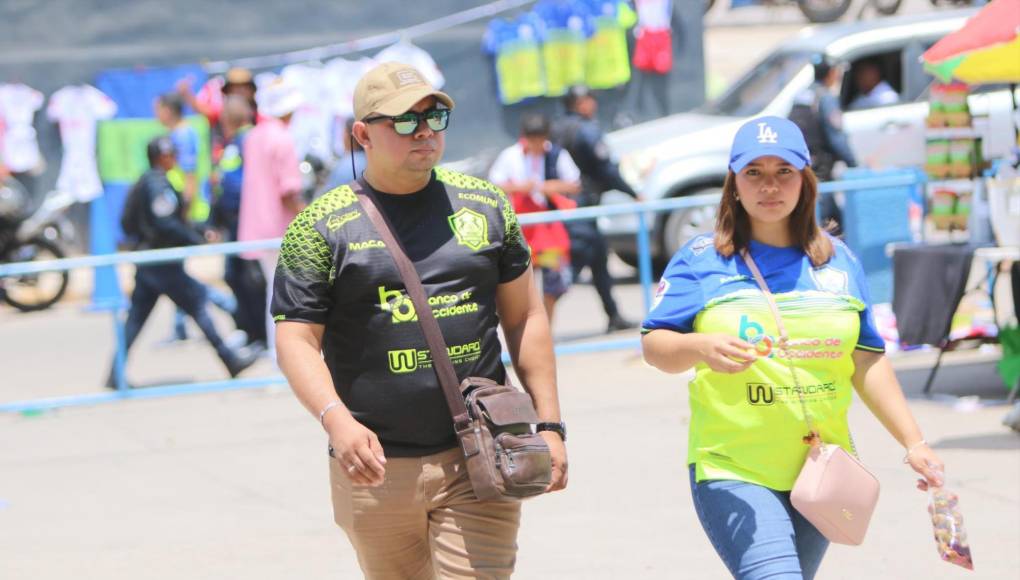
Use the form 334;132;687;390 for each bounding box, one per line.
892;0;1020;404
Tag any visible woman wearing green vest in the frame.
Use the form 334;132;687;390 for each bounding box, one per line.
641;117;944;579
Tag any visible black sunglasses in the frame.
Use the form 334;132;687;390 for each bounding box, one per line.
363;108;450;136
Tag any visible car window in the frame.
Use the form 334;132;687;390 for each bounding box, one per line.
700;51;814;117
841;50;904;111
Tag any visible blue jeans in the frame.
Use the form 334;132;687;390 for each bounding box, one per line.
689;465;829;580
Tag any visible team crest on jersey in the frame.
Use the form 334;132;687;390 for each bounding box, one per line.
448;207;489;251
810;265;849;294
651;278;670;310
690;236;713;256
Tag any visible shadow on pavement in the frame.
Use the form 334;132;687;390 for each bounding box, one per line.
931;431;1020;451
896;361;1011;400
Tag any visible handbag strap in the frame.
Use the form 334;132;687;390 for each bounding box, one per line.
352;180;472;430
739;248;819;443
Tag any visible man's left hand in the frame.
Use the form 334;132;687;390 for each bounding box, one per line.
539;430;568;493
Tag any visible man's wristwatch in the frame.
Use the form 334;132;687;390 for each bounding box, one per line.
536;422;567;442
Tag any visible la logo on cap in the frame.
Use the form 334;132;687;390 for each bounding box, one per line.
756;122;778;144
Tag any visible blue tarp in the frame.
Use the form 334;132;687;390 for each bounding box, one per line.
95;64;207;119
839;168;923;304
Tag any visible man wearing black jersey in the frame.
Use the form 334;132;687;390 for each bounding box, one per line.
273;62;567;579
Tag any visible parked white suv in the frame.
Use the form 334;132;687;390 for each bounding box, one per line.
602;8;1018;264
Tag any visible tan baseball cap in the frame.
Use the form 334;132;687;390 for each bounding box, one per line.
353;61;454;121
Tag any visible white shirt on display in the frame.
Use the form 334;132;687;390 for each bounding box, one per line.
47;84;117;202
0;83;45;173
374;41;445;89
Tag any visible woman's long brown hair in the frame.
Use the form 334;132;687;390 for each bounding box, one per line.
713;167;834;267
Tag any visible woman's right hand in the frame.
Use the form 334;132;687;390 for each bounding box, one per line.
697;334;757;373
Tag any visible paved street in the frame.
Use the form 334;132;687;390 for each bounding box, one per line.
2;266;1018;579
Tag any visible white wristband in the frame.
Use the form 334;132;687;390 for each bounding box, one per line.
318;400;343;428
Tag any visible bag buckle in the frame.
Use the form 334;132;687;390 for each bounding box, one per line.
803;431;821;447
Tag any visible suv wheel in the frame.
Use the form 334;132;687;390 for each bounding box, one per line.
660;187;721;261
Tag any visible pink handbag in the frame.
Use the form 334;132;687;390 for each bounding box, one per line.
741;250;880;546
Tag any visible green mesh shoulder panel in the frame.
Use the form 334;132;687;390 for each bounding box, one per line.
278;185;359;280
435;167;523;247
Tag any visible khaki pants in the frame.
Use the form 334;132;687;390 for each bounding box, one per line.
329;447;522;580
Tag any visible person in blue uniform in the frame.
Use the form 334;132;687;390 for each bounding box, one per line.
554;85;639;332
106;136;256;388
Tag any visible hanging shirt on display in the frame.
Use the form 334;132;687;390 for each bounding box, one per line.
533;0;592;97
47;85;118;202
279;65;334;162
0;83;45;174
374;41;446;89
322;57;377;156
483;13;547;105
633;0;673;74
579;0;635;89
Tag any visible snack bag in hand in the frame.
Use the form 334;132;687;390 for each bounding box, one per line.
928;470;974;570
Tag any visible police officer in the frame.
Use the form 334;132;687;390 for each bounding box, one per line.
106;136;255;388
789;57;858;229
554;85;638;333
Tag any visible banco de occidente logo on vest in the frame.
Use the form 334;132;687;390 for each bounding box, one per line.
738;314;777;357
377;285;479;324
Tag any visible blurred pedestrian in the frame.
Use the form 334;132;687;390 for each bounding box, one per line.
177;67;260;156
554;85;637;332
212;95;267;350
156;91;236;343
155;92;199;216
273;61;567;578
788;56;858;230
489;112;580;323
238;77;305;358
108;136;256;388
323;117;366;194
642;117;944;580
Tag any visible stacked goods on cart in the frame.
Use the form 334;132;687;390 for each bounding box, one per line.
929;187;969;231
924;82;985;232
926;139;951;179
928;83;972;128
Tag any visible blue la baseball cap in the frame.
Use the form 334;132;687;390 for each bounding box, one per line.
728;116;810;173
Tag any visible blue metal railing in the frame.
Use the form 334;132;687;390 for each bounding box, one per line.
0;172;923;412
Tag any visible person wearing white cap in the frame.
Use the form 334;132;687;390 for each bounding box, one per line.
238;77;306;358
641;116;946;579
273;62;567;579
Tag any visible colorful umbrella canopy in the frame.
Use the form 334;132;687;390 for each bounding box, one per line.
923;0;1020;85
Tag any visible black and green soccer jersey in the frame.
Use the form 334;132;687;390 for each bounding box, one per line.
272;168;532;457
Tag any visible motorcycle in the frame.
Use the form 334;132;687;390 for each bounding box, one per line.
705;0;903;24
0;179;74;312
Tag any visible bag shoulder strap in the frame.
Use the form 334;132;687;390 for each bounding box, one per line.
739;248;819;442
740;248;789;343
352;179;471;428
